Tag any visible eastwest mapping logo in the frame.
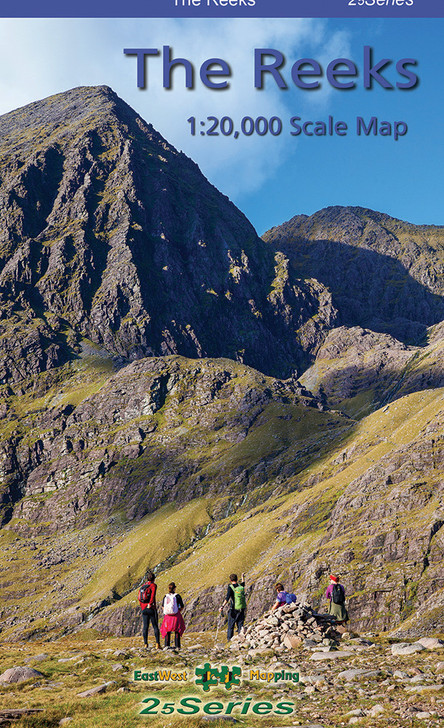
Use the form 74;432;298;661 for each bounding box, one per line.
135;663;300;717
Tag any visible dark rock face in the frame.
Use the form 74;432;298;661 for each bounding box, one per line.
0;86;337;383
263;206;444;344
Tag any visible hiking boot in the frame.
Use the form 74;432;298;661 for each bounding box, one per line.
156;642;162;650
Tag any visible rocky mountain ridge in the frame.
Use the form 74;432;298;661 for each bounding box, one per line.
263;206;444;344
0;85;337;383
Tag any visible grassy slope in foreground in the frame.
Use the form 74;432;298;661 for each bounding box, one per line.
88;387;444;636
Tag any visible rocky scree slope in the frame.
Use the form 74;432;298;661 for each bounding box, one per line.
2;371;442;640
0;85;337;384
85;384;444;640
0;354;353;640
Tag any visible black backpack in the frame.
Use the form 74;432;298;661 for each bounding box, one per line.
331;583;345;605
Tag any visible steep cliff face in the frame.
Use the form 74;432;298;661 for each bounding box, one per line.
263;206;444;344
0;86;337;383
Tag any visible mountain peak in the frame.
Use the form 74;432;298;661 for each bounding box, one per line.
0;85;153;160
0;86;337;384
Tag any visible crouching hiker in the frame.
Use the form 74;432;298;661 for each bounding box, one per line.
325;574;349;625
138;571;161;650
271;583;297;611
219;572;246;640
160;582;186;650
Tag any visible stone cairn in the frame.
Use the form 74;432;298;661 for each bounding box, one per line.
230;601;341;651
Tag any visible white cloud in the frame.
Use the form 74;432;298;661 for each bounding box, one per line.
0;18;350;199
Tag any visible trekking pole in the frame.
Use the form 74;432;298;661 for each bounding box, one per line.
214;611;222;647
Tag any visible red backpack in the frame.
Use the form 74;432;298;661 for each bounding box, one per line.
138;582;154;605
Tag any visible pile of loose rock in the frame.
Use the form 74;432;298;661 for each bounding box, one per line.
230;601;341;651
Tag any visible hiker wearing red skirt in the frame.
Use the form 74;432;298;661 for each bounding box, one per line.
160;582;186;650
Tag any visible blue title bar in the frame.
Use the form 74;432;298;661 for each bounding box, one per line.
5;0;444;18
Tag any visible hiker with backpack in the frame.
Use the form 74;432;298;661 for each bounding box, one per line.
325;574;348;624
271;582;297;611
138;571;161;650
160;582;186;650
219;572;246;640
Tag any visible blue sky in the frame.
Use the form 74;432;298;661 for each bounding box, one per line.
0;17;442;233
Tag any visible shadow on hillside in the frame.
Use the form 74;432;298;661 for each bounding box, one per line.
278;237;444;345
319;358;444;415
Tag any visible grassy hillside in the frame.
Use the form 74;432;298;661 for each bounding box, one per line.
1;360;442;639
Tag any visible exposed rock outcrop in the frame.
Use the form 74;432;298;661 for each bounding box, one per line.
2;355;350;530
300;325;444;415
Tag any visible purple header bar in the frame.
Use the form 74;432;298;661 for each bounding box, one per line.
5;0;444;18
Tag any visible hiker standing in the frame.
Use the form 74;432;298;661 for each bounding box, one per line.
160;582;186;650
219;572;246;640
138;570;161;650
325;574;348;624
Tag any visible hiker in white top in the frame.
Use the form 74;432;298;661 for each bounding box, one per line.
160;582;185;650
